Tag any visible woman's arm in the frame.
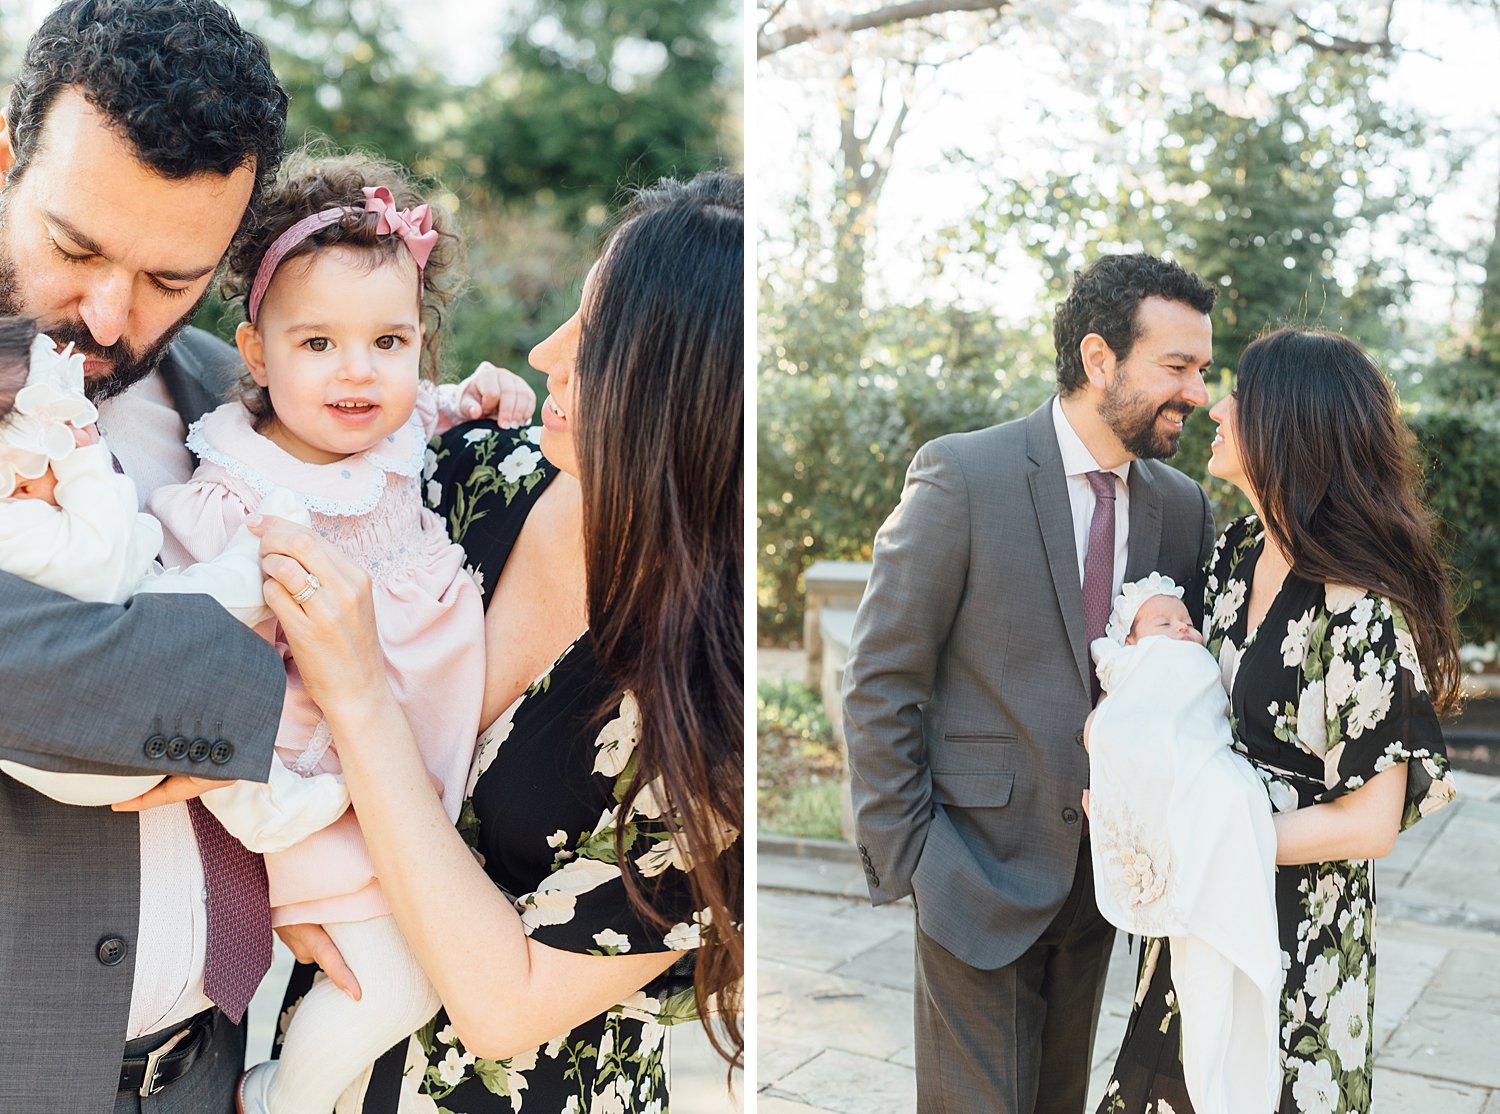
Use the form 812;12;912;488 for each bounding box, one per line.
252;515;684;1060
1271;761;1407;865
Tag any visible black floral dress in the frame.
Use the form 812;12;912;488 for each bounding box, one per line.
1098;516;1457;1114
280;423;714;1114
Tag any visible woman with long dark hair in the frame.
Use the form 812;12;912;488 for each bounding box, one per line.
1098;328;1459;1114
243;171;743;1112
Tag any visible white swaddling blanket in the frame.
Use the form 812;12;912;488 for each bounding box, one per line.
1089;635;1281;1114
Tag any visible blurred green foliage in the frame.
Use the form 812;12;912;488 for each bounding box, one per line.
145;0;737;391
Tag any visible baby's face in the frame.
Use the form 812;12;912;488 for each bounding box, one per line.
1127;594;1204;645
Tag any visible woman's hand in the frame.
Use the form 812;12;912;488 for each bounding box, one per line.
246;513;385;714
276;922;362;1000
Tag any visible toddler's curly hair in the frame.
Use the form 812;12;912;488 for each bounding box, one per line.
221;147;467;422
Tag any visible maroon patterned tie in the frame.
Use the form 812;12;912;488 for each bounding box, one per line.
1082;470;1118;701
187;798;272;1023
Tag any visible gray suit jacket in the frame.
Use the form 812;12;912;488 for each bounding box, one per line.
0;328;285;1112
843;399;1215;970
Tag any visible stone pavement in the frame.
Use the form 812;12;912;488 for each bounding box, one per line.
758;769;1500;1114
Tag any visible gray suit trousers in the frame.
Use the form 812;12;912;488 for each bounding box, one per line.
914;841;1116;1114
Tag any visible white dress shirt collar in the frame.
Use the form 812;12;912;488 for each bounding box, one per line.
1052;395;1131;487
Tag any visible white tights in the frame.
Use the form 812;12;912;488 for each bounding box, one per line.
269;915;441;1114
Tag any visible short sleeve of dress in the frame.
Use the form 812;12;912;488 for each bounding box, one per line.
425;421;552;609
1314;589;1457;829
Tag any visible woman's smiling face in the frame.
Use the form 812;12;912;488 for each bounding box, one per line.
1207;389;1248;492
528;263;595;478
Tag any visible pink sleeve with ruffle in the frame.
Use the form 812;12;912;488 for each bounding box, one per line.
146;469;259;570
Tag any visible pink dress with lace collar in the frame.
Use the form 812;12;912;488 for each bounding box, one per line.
147;383;484;927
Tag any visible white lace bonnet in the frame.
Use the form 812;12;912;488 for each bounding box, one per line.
1104;571;1186;644
0;332;97;498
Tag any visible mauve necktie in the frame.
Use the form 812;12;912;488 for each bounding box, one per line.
187;784;273;1023
1082;470;1118;701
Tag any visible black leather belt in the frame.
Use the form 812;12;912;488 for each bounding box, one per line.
119;1009;216;1098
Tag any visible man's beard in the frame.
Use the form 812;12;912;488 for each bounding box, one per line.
1099;366;1193;460
0;247;207;403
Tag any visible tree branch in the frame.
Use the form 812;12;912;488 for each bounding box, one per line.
1195;1;1396;54
758;0;1011;58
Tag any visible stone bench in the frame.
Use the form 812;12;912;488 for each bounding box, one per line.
803;559;872;688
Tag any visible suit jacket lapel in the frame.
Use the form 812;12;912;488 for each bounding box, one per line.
1123;462;1163;583
1026;400;1091;694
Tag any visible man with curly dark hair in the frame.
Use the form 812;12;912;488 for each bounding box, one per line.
845;252;1221;1114
0;2;293;1111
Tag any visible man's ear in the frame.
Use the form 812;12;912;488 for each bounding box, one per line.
0;111;15;186
236;321;270;388
1080;333;1116;391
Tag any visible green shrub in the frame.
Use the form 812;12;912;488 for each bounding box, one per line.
1409;405;1500;647
757;678;845;840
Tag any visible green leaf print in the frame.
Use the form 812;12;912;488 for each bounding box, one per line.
473;1057;514;1097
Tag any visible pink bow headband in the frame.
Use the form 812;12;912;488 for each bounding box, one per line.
246;186;439;322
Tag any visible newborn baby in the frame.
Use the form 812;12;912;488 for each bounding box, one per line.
0;318;345;844
1086;573;1280;1114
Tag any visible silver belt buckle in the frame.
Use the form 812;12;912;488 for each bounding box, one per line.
139;1025;193;1098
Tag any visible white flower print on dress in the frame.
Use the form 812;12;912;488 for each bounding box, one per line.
1325;655;1358;707
1304;953;1339;1018
1325;583;1363;614
1291;1057;1339;1114
467;713;515;796
426;478;442;506
498;444;544;484
1346;673;1394;740
637;836;690;878
1295;679;1328;757
593;694;641;777
1212;579;1247;633
593;927;632;953
462;428;491;444
1394;624;1426;691
438;1046;476;1086
1325;969;1371;1067
1350;595;1375;628
1281;608;1316;667
464;563;485;595
517;856;620;930
663;908;711;950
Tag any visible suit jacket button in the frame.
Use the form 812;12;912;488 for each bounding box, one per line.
97;935;128;966
187;737;212;763
143;734;168;759
1062;807;1080;824
166;735;190;760
1075;731;1085;747
209;739;234;765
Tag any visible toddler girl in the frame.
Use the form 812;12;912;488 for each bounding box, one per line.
1086;573;1280;1114
145;150;533;1113
0;316;338;825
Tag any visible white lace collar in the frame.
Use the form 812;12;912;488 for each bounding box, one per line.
185;401;428;517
